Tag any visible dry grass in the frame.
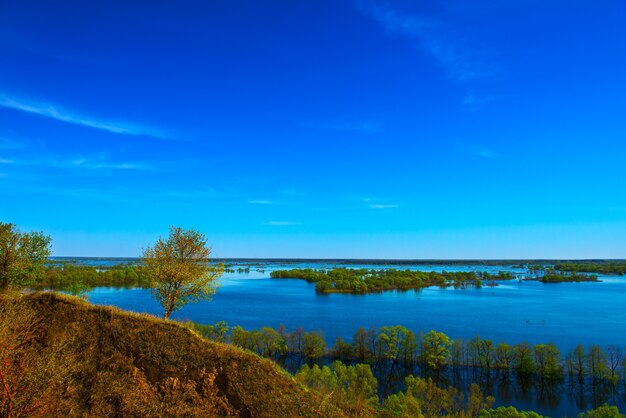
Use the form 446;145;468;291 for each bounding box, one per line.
0;292;346;417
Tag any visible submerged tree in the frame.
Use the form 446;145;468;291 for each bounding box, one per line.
0;222;52;292
142;227;223;319
422;330;451;375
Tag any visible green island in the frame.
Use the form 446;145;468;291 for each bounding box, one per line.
269;267;597;294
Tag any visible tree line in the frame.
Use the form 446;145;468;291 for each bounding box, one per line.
555;263;626;276
187;321;626;386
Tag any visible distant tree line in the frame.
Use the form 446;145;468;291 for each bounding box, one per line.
555;263;626;276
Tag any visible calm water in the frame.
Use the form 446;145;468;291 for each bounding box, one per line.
72;260;626;416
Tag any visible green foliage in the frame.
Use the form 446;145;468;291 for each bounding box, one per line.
271;268;500;294
423;330;452;373
478;406;546;417
142;226;224;318
0;222;52;291
495;342;514;371
533;343;563;380
378;325;412;366
38;264;153;291
295;361;378;416
540;272;598;283
513;342;535;378
378;376;494;417
186;320;230;342
588;345;610;380
331;336;354;361
303;330;327;361
579;404;625;418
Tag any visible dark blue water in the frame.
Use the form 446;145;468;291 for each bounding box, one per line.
75;261;626;416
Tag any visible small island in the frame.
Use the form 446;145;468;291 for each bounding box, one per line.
270;268;517;294
271;267;600;294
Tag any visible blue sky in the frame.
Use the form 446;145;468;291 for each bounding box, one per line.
1;0;625;258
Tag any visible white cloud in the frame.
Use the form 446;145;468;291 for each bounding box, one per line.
248;200;274;205
69;157;149;170
357;2;492;83
369;204;399;209
2;154;152;171
0;92;168;138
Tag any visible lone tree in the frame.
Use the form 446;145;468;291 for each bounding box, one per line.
142;226;223;319
0;222;52;292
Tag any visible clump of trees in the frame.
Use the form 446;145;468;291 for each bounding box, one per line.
142;227;224;319
37;264;152;293
380;377;495;417
540;272;599;283
0;222;51;292
270;268;499;294
295;361;378;416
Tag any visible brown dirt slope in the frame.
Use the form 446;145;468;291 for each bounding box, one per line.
0;292;345;417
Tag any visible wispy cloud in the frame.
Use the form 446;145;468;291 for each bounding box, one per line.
362;197;399;209
0;92;168;138
263;221;301;226
3;153;152;171
248;200;274;205
69;156;150;170
453;141;496;159
303;120;381;134
369;203;399;209
463;93;502;108
356;1;493;84
0;137;25;150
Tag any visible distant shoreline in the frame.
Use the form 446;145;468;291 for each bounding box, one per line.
49;256;626;265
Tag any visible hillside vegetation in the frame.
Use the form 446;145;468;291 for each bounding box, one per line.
0;292;344;417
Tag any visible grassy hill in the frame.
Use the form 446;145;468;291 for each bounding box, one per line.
0;292;345;417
